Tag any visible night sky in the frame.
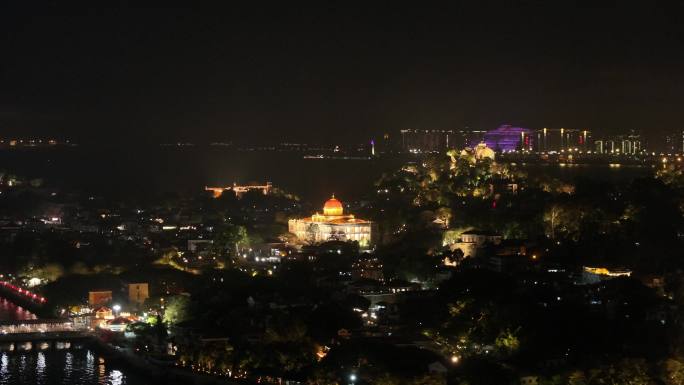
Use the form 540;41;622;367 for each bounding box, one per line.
2;3;683;144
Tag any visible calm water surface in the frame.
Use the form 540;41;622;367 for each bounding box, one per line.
0;349;147;385
0;146;404;202
0;146;653;203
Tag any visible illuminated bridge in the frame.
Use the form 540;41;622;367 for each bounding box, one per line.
0;281;47;304
0;319;87;339
0;292;89;347
0;319;89;351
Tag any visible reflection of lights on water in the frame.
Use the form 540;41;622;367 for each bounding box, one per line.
99;356;106;378
109;369;124;385
65;351;73;372
1;353;8;376
37;352;46;375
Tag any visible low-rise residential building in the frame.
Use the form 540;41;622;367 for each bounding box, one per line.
450;230;502;258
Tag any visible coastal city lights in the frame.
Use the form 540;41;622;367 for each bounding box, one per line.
2;3;684;385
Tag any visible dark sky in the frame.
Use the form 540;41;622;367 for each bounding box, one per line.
1;2;683;144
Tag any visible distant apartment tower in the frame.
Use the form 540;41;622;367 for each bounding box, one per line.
663;131;684;153
400;129;452;153
450;129;487;149
594;140;615;154
594;130;642;155
619;137;641;154
664;134;678;153
534;128;591;152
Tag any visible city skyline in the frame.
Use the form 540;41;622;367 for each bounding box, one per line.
3;4;684;382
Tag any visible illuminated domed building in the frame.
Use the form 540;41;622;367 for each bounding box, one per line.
288;196;374;247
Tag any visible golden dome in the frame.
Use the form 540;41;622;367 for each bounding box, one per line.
323;195;344;216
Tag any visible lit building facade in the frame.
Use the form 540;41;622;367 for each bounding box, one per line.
450;129;487;149
466;142;496;160
400;129;451;153
399;129;485;153
593;131;642;155
128;283;149;305
447;230;502;258
581;266;631;284
484;125;532;152
663;133;681;154
534;128;591;152
88;291;112;307
289;196;374;247
205;182;272;198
